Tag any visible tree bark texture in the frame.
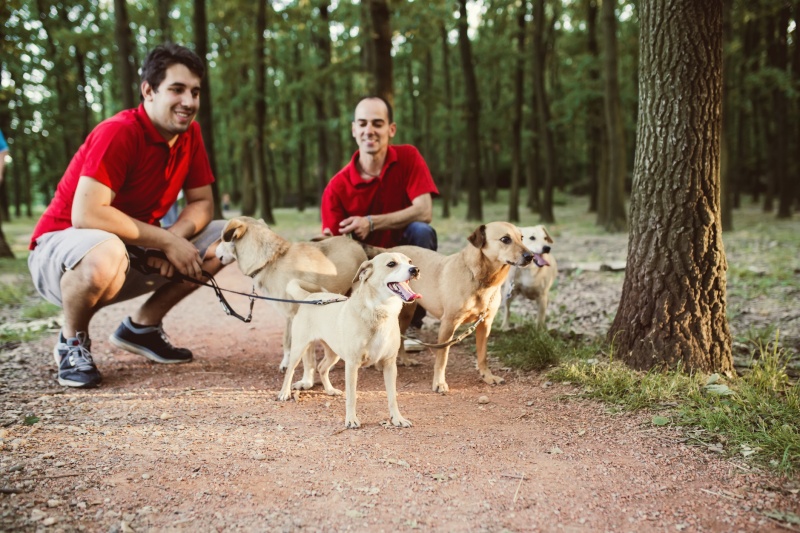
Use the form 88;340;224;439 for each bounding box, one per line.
369;0;394;107
313;1;333;197
193;0;223;220
253;0;274;223
158;0;172;42
586;0;602;213
113;0;137;110
457;0;483;221
532;0;555;223
771;3;792;219
509;6;526;223
608;0;732;374
600;0;627;232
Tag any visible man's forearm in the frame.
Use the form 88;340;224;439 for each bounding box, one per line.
167;199;213;240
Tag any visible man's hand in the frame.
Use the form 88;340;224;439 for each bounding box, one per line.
163;234;203;280
339;216;371;240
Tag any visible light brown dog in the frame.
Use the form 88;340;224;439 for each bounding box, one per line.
278;252;421;429
370;222;542;393
500;225;557;330
215;216;367;370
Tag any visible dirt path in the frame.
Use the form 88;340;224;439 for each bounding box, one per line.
2;251;798;531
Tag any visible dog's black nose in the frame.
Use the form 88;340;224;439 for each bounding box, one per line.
522;251;533;264
409;266;420;277
542;245;551;254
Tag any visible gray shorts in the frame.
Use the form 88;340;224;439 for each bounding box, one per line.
28;220;226;307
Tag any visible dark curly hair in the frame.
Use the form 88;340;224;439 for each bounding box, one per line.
139;43;205;101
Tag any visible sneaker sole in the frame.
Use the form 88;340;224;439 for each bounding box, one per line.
57;376;100;388
108;335;192;364
403;340;425;353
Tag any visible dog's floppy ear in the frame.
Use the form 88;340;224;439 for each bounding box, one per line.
468;225;487;249
353;260;374;284
222;219;247;242
543;226;554;244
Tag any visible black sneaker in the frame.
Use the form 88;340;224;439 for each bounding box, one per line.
109;317;193;364
54;332;102;388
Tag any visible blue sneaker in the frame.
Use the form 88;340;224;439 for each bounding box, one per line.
109;317;193;364
54;332;102;388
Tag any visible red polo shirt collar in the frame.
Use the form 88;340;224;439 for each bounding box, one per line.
134;104;187;150
347;145;398;186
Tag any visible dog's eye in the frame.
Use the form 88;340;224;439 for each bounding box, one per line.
387;261;397;267
500;236;512;244
529;236;536;241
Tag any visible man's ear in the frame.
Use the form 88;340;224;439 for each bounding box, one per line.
388;122;397;139
141;81;153;101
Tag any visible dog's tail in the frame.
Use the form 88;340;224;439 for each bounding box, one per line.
286;279;327;301
360;243;387;259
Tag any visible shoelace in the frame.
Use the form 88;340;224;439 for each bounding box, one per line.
156;324;176;348
66;333;95;371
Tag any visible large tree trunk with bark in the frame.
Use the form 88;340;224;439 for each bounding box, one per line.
599;0;627;232
457;0;483;221
509;6;526;223
608;0;732;374
370;0;394;106
532;0;555;223
252;0;274;223
313;1;333;198
193;0;223;220
114;0;137;110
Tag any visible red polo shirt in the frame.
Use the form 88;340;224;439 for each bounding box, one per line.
30;104;214;248
320;145;438;247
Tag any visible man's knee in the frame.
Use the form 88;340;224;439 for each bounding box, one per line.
70;238;128;288
403;222;438;251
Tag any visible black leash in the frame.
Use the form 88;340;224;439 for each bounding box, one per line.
126;246;347;323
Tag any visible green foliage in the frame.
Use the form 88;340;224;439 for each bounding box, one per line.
489;326;563;371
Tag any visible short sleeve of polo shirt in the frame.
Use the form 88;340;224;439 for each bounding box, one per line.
401;145;438;200
78;120;141;193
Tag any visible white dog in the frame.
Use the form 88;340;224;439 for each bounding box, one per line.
500;225;557;329
278;252;420;429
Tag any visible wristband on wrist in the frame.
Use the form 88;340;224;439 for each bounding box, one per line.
366;215;374;234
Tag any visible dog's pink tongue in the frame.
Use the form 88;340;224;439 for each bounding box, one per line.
392;281;421;302
533;253;549;267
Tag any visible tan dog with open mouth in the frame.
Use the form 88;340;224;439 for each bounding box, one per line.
278;252;421;429
366;221;546;393
500;225;557;330
215;216;367;370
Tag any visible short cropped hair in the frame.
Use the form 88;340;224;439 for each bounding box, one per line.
140;44;205;101
355;95;394;124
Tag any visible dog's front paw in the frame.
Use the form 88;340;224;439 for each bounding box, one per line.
432;381;449;394
324;387;343;396
345;416;361;429
279;354;290;372
277;390;292;401
390;415;413;428
292;379;314;391
481;373;505;386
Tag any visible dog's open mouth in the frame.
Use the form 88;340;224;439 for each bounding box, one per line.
388;281;421;302
532;253;549;268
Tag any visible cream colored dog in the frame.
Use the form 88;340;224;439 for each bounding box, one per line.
500;225;557;330
215;217;367;370
278;252;420;429
369;222;543;393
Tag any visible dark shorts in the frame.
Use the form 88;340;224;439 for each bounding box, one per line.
28;221;225;307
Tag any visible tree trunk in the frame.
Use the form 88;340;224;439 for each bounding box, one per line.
600;0;627;232
586;0;602;213
440;23;453;219
720;0;733;231
114;0;137;110
158;0;172;42
771;4;792;219
370;0;394;106
532;0;556;223
295;42;307;211
608;0;732;374
20;141;33;218
253;0;274;223
509;6;526;223
313;1;333;198
193;0;223;220
0;219;13;258
457;0;483;221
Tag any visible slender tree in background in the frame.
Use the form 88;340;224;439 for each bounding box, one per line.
532;0;555;223
608;0;732;374
113;0;137;110
509;5;526;223
369;0;394;106
599;0;627;232
158;0;172;42
770;3;792;219
193;0;223;219
313;1;333;196
439;22;454;218
253;0;274;224
457;0;483;221
720;0;733;231
585;0;603;213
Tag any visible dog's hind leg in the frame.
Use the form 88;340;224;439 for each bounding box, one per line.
344;360;361;429
431;320;459;393
279;317;293;372
292;343;316;391
383;358;412;427
278;342;308;401
316;342;342;396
